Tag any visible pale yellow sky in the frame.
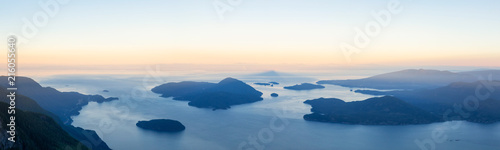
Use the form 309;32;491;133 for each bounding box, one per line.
2;0;500;74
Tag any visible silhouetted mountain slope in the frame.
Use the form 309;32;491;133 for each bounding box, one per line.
152;77;263;110
0;101;89;149
60;126;110;150
0;88;110;149
0;76;118;124
0;88;57;121
0;77;113;150
303;96;442;125
318;69;483;90
356;81;500;123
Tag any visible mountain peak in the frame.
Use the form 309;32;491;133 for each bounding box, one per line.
218;77;241;84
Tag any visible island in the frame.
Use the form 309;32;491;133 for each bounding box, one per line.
254;82;280;86
284;83;325;90
355;81;500;124
353;89;386;96
271;93;279;97
152;77;263;110
303;96;442;125
254;83;271;86
102;90;109;92
136;119;185;132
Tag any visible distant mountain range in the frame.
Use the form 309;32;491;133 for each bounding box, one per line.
250;71;292;77
246;70;315;83
152;77;263;110
0;76;113;150
317;69;500;90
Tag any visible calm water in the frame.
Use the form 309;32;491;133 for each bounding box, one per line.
36;73;500;150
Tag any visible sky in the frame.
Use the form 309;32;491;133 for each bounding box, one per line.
1;0;499;74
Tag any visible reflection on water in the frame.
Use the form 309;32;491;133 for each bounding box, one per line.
37;74;500;150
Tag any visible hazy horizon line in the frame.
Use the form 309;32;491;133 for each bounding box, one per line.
2;63;499;77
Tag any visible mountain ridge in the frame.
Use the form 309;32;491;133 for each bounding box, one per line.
317;69;500;90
